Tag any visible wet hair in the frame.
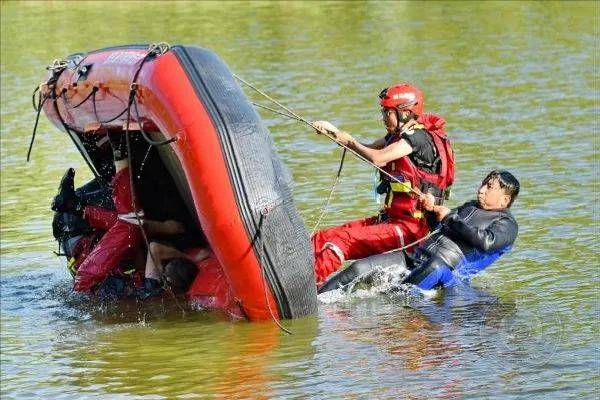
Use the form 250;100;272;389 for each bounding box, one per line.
482;170;520;207
164;258;198;293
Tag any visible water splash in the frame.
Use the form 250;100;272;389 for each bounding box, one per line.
318;263;439;304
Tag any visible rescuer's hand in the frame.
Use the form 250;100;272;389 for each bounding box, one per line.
312;120;340;136
333;130;355;147
419;193;436;211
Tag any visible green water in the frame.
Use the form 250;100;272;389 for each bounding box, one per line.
1;1;598;398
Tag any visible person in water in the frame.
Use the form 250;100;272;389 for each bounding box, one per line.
311;83;455;284
52;129;189;295
318;170;519;293
135;242;210;299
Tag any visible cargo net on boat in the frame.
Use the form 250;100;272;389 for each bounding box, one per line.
30;44;203;242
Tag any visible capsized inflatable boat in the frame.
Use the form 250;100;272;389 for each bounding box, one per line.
38;44;317;320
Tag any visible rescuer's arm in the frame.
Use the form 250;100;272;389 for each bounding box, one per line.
312;121;412;166
143;219;186;236
367;137;387;150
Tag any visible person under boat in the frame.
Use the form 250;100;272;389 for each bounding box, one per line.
318;170;519;293
52;129;198;296
135;242;210;299
93;241;207;301
311;83;455;284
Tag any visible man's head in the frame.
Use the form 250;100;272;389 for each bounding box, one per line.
379;83;424;134
164;258;198;294
477;170;520;210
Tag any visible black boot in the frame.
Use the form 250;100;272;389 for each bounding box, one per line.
51;168;81;212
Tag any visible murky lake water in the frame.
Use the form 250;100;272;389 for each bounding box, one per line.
1;1;598;398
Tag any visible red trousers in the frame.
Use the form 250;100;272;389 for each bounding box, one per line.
311;215;429;284
74;168;143;293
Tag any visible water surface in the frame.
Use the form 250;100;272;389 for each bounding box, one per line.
1;1;598;398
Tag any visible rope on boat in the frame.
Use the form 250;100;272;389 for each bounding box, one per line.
27;86;50;162
233;74;424;199
124;107;186;316
27;62;69;162
46;59;68;72
310;149;346;235
35;59;106;184
131;94;176;147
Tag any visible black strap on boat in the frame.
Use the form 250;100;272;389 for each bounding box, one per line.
61;85;98;109
92;89;130;124
130;92;176;147
256;211;293;334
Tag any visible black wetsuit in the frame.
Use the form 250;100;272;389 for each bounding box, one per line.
319;201;518;292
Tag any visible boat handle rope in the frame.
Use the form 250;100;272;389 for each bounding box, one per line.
50;85;106;185
123;102;187;316
28;61;69;162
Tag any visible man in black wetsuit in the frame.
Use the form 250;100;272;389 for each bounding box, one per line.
319;170;519;292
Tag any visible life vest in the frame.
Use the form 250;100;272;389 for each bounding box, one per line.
379;113;455;220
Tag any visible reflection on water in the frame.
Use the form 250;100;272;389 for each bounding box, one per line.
1;1;598;398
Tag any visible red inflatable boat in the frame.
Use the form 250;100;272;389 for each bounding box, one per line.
38;44;317;321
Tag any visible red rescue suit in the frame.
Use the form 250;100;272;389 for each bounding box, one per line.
74;167;143;292
312;114;453;283
186;250;244;318
66;206;119;276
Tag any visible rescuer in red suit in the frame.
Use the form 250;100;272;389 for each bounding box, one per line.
72;131;185;293
311;83;455;284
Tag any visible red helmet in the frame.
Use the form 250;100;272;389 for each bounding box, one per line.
378;83;424;116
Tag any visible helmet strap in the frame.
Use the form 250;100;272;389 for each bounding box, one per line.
394;109;413;133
